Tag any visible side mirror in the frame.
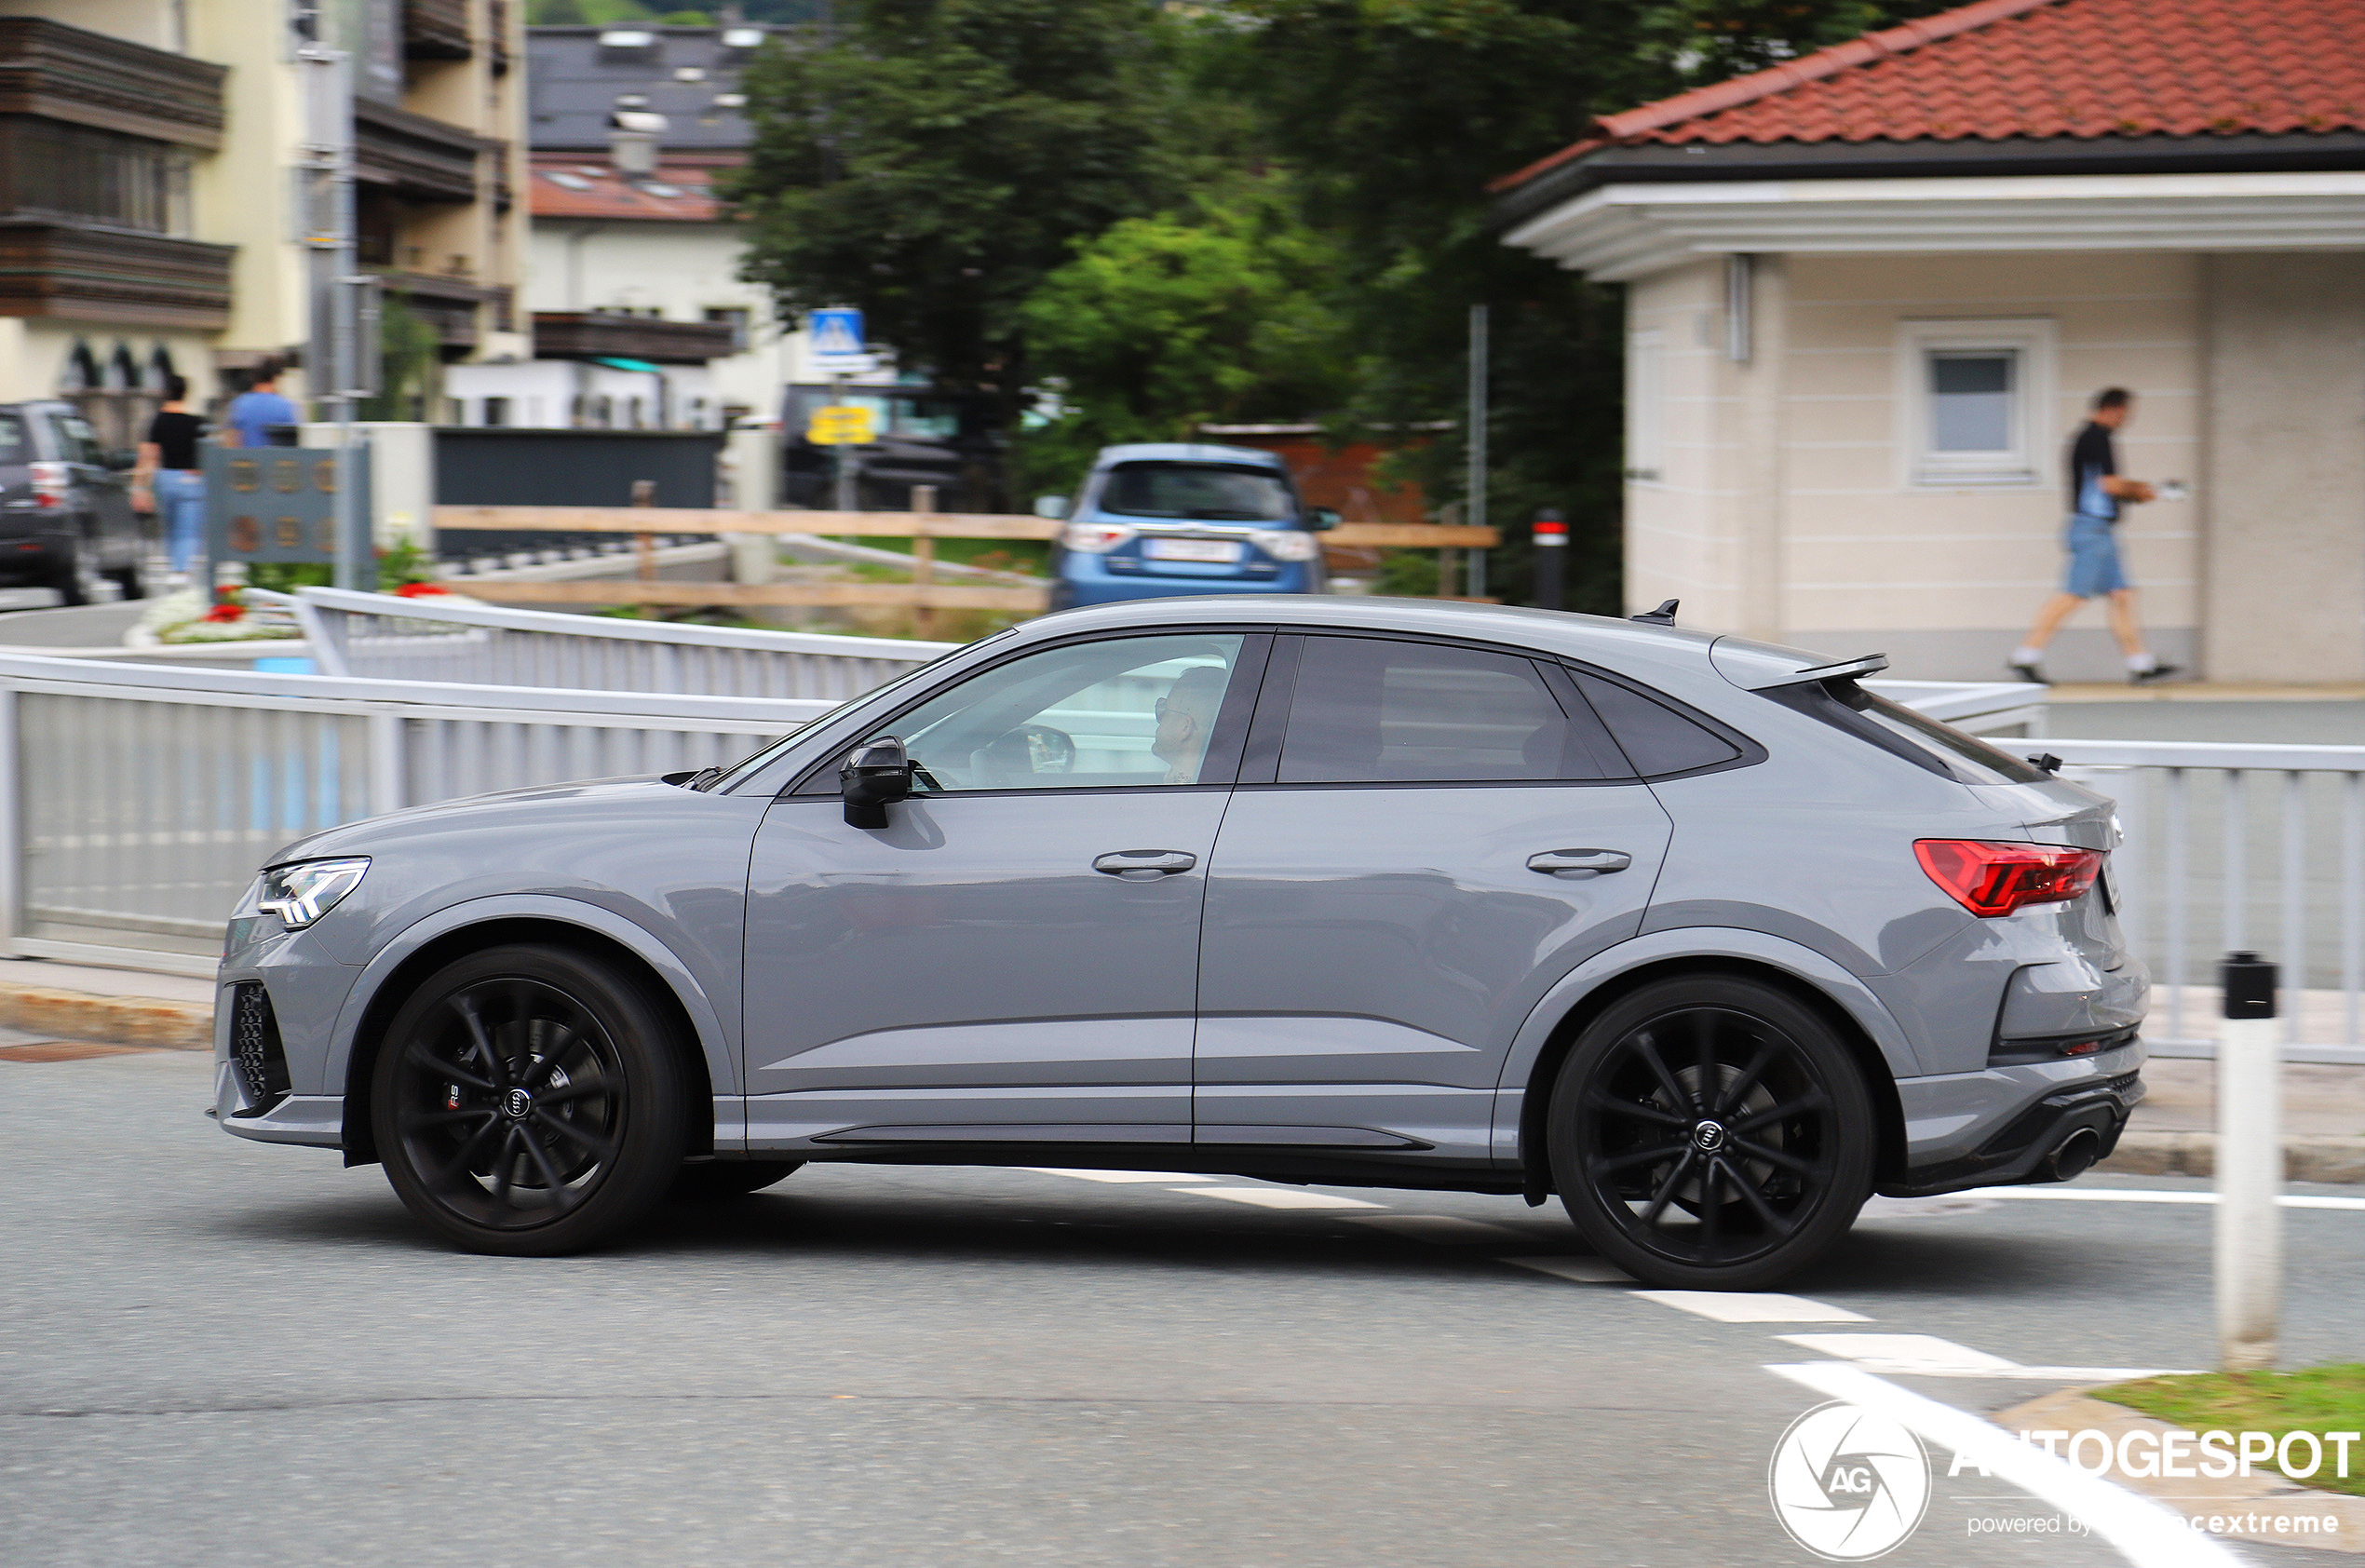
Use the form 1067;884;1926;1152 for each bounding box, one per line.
1033;494;1070;520
840;735;912;828
1307;507;1341;532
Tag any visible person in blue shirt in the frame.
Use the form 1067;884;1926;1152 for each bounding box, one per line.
223;368;298;449
2008;387;2175;685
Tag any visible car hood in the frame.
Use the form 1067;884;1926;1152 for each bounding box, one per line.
264;776;680;866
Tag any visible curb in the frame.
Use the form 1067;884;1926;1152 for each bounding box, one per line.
2101;1129;2365;1185
0;984;213;1052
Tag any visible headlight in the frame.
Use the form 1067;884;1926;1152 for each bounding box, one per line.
1257;529;1320;562
1060;520;1135;553
257;857;371;928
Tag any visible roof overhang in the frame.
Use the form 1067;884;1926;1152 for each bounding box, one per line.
1503;170;2365;281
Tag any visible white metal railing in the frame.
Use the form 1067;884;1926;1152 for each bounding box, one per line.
1868;679;2047;737
286;586;955;700
0;653;831;976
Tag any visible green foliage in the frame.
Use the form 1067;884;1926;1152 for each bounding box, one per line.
727;0;1174;440
1015;181;1356;496
359;292;443;425
1637;0;1961;84
2103;1367;2365;1498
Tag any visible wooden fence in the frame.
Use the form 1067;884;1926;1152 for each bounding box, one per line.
430;502;1499;619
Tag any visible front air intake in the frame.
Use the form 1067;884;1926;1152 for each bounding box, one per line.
230;981;290;1115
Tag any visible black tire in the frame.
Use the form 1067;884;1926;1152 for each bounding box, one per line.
668;1159;804;1203
1547;975;1874;1291
48;541;94;606
371;944;692;1256
106;562;145;601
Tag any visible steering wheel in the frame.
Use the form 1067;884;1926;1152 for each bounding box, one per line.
976;723;1076;783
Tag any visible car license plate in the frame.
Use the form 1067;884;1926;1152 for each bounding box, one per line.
1142;537;1240;563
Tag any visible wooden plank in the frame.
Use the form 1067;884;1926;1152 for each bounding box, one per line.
431;505;1500;549
445;580;1050;612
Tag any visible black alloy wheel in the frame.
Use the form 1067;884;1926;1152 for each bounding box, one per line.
669;1159;804;1203
372;945;690;1256
1547;976;1874;1291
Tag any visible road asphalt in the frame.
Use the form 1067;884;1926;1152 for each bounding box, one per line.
7;1049;2362;1568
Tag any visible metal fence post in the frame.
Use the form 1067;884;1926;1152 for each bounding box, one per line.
2216;950;2281;1371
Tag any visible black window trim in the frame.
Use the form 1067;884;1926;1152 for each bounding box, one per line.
1236;628;1652;793
781;625;1277;799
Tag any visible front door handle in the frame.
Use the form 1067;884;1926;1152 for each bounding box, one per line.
1094;849;1197;880
1527;848;1631;878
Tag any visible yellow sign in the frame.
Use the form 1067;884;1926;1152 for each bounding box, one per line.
805;404;877;446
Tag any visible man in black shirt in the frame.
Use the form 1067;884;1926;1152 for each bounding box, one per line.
2007;387;2176;684
134;375;209;588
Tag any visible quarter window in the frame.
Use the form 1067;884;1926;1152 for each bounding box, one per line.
1277;636;1630;785
1567;671;1743;778
871;634;1251;791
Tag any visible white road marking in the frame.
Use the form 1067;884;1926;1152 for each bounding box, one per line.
1635;1291;1872;1323
1020;1169;1220;1184
1179;1186;1384;1210
1345;1214;1534;1245
1979;1186;2365;1211
1776;1332;2196;1381
1499;1254;1637;1285
1768;1360;2246;1568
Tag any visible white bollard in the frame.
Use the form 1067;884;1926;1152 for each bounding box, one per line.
2215;951;2281;1372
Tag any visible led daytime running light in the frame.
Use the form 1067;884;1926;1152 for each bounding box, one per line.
257;857;372;928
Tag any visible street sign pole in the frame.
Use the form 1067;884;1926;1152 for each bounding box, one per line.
831;372;856;514
809;307;872;517
1466;304;1489;601
299;36;370;591
1532;508;1567;611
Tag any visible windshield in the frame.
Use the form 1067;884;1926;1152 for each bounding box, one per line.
1100;463;1293;522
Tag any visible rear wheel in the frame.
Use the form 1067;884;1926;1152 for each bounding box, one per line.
106;561;145;601
1547;975;1874;1291
371;944;691;1256
669;1159;804;1203
48;540;99;606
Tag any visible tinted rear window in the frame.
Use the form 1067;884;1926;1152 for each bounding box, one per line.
1763;677;2047;785
1567;670;1745;778
0;414;24;466
1101;463;1292;522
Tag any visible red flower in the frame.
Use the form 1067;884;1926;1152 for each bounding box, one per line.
201;602;245;623
391;581;452;598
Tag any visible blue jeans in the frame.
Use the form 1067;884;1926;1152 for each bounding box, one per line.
154;469;206;574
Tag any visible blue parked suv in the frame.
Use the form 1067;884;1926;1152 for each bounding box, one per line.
1044;443;1338;609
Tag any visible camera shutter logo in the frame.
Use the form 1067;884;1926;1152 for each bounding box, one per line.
1767;1402;1930;1560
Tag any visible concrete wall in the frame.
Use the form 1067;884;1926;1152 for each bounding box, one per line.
1626;250;2210;679
2200;254;2365;683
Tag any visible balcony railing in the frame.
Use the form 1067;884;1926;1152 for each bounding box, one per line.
533;312;740;365
354;97;489;204
373;271;515;350
0;18;226;150
404;0;473;60
0;219;231;329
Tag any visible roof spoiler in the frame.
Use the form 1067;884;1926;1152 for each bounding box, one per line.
1783;654;1889;683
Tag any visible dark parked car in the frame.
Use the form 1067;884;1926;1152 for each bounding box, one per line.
778;382;1003;512
0;401;147;603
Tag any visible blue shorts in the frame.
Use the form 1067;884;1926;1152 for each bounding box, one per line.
2063;514;2128;597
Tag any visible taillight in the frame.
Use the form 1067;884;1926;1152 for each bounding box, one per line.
1915;839;2103;917
29;461;69;508
1060;520;1135;554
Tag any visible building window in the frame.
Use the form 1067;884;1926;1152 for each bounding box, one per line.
1899;318;2054;488
1626;329;1664;484
704;306;750;349
481;397;510;426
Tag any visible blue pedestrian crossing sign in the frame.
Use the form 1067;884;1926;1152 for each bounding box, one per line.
808;306;872;373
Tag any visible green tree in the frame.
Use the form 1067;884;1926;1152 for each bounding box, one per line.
1016;181;1355;494
727;0;1174;452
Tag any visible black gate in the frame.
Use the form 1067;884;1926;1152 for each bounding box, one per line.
433;428;725;560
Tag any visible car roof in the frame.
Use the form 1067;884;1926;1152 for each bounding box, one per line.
1091;442;1287;470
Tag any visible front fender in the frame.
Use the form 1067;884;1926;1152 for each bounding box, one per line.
325;892;741;1109
1489;926;1920;1160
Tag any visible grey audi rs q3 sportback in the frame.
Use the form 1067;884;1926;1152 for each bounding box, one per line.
216;598;2145;1290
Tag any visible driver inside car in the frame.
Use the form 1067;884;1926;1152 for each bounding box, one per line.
1152;664;1229;784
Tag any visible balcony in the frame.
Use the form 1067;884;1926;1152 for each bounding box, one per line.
354;97;489;204
373;271;514;352
0;220;232;329
533;312;739;365
404;0;473;61
0;19;225;151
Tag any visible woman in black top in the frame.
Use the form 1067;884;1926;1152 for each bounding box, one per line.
135;375;209;586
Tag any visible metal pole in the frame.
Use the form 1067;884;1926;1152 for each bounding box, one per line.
300;40;367;592
2216;950;2281;1371
1466;304;1488;601
831;372;856;514
1532;508;1566;612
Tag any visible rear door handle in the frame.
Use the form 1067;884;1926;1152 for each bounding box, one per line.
1094;849;1197;879
1527;848;1631;878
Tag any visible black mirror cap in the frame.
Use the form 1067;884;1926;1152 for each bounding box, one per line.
1307;507;1342;532
841;735;912;828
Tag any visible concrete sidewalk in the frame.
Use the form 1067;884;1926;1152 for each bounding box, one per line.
0;958;213;1050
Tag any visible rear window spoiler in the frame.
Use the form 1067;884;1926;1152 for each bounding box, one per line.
1780;654;1888;685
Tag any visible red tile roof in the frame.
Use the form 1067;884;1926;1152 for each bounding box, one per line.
1494;0;2365;191
530;157;725;221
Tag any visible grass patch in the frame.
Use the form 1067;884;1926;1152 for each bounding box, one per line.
2100;1366;2365;1496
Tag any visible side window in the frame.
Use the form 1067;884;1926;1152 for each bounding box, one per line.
52;413;103;465
1277;636;1630;785
1567;670;1743;778
868;633;1251;791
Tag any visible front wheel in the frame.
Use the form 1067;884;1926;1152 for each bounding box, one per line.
1547;975;1874;1291
371;944;692;1256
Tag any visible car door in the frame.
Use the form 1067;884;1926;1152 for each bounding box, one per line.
1194;633;1677;1162
741;629;1269;1148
